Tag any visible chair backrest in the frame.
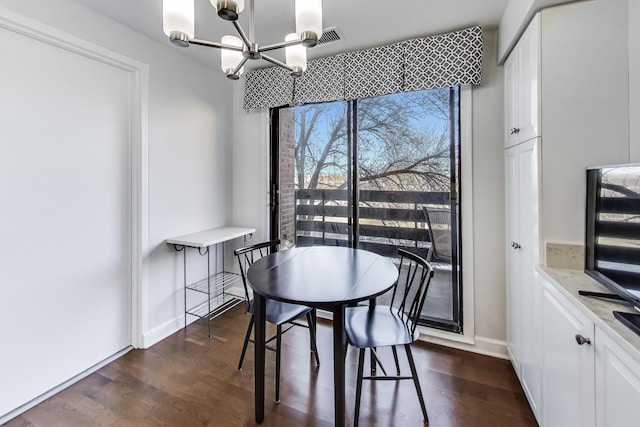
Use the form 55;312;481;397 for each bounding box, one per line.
391;249;435;336
421;206;452;262
234;240;280;308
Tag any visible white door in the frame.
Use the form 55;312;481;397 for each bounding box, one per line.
515;15;540;144
505;138;542;420
0;24;133;416
504;48;519;148
505;145;521;369
542;283;595;427
595;326;640;427
517;138;542;419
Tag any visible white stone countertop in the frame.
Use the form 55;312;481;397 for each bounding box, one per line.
537;266;640;358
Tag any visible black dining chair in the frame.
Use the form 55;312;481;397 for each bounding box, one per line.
234;240;320;403
345;248;434;426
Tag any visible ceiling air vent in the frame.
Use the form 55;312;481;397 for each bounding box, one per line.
317;27;344;47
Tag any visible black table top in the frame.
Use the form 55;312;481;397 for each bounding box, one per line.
246;246;398;308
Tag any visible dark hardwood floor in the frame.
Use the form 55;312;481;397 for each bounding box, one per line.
5;305;536;426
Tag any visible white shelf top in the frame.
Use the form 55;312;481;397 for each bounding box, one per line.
166;226;256;248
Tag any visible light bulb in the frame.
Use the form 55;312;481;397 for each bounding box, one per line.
285;33;307;77
211;0;245;21
163;0;194;39
295;0;322;47
221;35;245;78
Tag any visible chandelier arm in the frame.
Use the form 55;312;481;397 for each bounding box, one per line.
189;38;244;51
259;39;303;53
261;54;294;72
232;21;252;48
232;56;249;75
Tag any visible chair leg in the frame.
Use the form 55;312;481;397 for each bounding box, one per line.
370;347;376;374
306;311;320;367
369;348;387;376
391;345;401;375
237;316;254;371
404;344;429;424
275;325;282;403
354;347;366;427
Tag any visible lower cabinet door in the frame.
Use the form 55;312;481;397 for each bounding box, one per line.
595;326;640;427
520;270;543;422
542;282;595;427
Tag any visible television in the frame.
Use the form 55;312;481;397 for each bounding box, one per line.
585;164;640;333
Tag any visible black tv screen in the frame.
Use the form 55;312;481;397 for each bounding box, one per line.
585;164;640;309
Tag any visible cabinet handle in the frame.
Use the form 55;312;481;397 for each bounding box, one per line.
511;242;522;249
514;127;520;134
575;334;591;345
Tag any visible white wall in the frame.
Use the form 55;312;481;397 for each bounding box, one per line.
498;0;581;63
540;0;630;245
630;0;640;162
470;30;507;346
0;0;234;345
231;29;509;355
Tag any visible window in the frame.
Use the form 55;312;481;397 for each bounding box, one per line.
271;87;462;332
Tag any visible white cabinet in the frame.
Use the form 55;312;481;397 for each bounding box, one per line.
506;137;542;420
505;0;629;422
595;327;640;427
504;14;540;148
542;280;595;427
537;270;640;427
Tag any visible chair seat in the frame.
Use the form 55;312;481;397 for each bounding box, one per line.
249;298;313;326
345;305;418;348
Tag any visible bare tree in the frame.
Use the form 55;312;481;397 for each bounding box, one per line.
294;88;453;192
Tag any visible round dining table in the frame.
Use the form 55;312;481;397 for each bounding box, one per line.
247;245;399;427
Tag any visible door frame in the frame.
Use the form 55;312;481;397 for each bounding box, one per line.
268;87;475;341
0;7;150;349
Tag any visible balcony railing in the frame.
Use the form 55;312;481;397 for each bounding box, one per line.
293;189;450;258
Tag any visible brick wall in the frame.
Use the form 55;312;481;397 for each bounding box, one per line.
278;108;296;247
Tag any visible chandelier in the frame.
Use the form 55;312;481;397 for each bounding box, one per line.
162;0;323;80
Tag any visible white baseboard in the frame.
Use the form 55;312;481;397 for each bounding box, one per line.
316;309;508;360
142;315;187;348
142;286;248;349
419;334;509;359
143;296;509;360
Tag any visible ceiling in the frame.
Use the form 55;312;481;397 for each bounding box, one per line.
75;0;509;71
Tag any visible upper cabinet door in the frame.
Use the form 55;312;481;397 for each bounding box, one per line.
505;14;541;148
504;50;519;148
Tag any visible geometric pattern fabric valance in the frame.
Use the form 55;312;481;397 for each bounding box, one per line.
244;26;483;110
404;26;483;92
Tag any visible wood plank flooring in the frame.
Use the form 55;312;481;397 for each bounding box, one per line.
5;305;537;426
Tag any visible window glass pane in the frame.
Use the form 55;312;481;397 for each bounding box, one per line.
356;88;460;327
292;102;350;248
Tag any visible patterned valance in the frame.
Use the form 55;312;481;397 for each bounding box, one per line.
292;56;343;105
404;26;483;92
243;26;483;110
244;66;293;110
343;43;404;100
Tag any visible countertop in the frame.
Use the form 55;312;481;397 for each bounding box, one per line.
537;266;640;357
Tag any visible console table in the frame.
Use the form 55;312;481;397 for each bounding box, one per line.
166;226;255;337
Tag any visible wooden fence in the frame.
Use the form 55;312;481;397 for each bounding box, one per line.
294;189;450;257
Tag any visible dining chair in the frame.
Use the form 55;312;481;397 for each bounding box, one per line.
421;205;452;263
234;239;320;403
345;248;434;426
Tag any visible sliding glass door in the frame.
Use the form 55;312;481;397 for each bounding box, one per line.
270;87;462;332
